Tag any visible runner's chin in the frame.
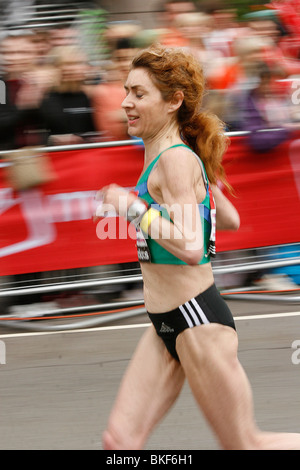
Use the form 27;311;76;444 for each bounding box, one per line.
128;124;140;138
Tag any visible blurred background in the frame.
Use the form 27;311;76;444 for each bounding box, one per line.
0;0;299;324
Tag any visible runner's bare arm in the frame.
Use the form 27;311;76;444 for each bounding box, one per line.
211;184;240;231
145;149;204;265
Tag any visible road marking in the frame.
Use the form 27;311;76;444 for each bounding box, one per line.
234;312;300;321
0;310;300;339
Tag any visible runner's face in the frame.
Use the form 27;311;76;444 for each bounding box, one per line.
122;67;171;140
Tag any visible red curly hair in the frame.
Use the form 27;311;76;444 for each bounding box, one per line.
131;44;231;190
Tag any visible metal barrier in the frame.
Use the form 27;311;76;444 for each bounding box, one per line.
0;248;299;330
0;254;300;299
1;133;248;158
0;137;299;330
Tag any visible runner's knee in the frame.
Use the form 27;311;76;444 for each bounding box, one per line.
102;424;144;450
177;323;238;361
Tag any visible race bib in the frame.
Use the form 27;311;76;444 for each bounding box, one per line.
136;227;151;263
206;188;216;258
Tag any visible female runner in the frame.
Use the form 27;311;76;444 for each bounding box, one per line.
96;44;300;450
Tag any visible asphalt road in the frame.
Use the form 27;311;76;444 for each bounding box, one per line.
0;297;300;450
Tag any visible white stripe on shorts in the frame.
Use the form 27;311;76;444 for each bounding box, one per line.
178;305;194;327
179;298;210;327
190;298;210;324
184;301;202;326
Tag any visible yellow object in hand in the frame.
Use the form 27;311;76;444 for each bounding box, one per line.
140;208;160;233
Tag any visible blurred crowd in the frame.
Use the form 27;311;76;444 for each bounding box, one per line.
1;0;300;151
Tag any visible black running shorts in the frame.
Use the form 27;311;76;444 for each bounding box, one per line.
147;283;236;361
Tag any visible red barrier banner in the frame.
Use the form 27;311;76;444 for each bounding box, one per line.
219;133;300;253
0;135;300;276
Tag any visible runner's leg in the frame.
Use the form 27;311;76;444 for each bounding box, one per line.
102;325;185;450
176;323;300;450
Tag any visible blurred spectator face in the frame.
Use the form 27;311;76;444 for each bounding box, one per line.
32;30;52;61
112;47;137;82
0;35;37;79
61;55;87;83
234;37;265;70
165;1;196;25
53;46;88;91
213;10;236;30
49;28;79;48
175;13;212;41
249;20;280;43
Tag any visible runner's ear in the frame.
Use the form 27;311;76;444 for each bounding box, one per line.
168;90;184;114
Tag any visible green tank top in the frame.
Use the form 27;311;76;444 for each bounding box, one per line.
135;144;216;265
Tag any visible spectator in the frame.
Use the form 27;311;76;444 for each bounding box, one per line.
236;62;299;290
158;0;196;47
110;37;138;84
206;8;239;58
207;36;276;130
49;24;79;48
39;45;96;145
0;30;56;313
239;63;293;151
174;12;223;78
209;35;268;91
92;38;138;141
0;31;48;150
247;17;300;76
31;28;52;65
92;63;128;142
105;22;141;57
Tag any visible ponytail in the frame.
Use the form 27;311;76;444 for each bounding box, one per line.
180;111;232;192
